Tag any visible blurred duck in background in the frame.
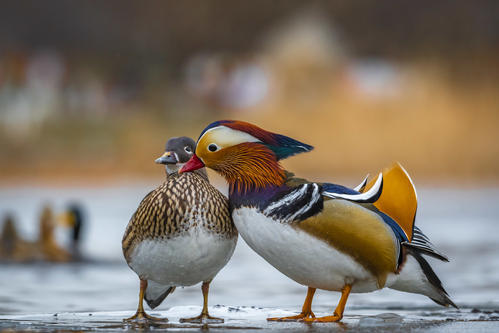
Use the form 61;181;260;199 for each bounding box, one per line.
0;204;86;263
0;214;34;262
39;205;71;262
58;203;85;261
122;136;237;323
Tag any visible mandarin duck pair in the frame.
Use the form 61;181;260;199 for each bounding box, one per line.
123;121;455;324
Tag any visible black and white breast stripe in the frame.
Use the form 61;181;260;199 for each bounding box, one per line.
263;183;323;223
403;226;448;261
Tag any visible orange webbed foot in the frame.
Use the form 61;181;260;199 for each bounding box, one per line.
180;312;224;324
123;311;167;323
268;311;315;322
301;313;342;323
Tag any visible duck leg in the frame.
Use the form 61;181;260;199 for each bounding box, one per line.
302;284;351;322
124;279;166;322
180;281;223;323
268;287;316;321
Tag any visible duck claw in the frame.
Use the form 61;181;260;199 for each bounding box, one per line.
180;313;224;324
268;311;315;322
123;311;167;323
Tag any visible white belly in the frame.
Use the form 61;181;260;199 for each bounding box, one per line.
129;227;237;286
233;207;379;292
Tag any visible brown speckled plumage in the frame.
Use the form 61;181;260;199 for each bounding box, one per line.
122;171;236;262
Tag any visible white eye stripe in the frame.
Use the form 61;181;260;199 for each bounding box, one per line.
199;126;261;149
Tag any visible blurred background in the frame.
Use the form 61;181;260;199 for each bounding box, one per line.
1;0;498;182
1;0;498;318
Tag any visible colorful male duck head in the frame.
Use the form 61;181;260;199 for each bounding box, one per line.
181;120;313;192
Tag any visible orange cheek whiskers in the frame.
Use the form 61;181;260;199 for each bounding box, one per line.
215;143;286;194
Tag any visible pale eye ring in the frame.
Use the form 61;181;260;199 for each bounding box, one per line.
208;143;219;152
184;146;192;153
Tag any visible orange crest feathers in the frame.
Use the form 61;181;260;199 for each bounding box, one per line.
213;143;286;194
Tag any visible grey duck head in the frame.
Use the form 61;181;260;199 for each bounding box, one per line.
155;136;204;176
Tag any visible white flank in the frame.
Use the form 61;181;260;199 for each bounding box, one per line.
129;226;237;286
233;207;379;293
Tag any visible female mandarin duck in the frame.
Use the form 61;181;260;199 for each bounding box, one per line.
180;120;456;323
122;136;237;323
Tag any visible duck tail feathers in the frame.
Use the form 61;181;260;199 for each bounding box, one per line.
144;280;176;309
402;226;449;262
403;242;449;262
387;249;458;309
409;249;458;308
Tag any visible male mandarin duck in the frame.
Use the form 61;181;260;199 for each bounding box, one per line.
122;136;238;323
58;204;85;261
180;120;456;323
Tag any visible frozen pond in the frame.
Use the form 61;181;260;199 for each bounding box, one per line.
1;182;498;331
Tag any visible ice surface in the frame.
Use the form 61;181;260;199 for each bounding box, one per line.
1;184;499;331
1;306;498;332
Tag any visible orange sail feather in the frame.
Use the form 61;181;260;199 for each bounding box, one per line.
364;163;418;241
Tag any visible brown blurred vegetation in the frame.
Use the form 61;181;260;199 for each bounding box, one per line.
0;1;498;185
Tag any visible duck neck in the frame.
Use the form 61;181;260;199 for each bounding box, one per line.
165;163;182;176
228;176;286;196
224;160;287;208
167;164;209;181
212;142;287;206
224;158;286;197
229;181;290;209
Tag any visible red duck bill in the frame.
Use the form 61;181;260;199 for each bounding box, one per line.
180;154;205;173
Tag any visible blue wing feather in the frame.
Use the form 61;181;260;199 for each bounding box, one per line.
376;211;409;243
321;183;360;195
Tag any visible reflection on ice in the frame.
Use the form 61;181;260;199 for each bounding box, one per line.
358;313;403;327
0;305;497;332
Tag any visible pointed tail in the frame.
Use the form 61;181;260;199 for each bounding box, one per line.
387;249;457;308
144;280;176;309
409;250;457;308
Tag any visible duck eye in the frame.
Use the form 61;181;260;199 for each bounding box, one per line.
184;146;192;153
208;144;219;152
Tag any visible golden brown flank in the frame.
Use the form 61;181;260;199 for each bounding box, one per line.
122;171;236;261
296;199;398;289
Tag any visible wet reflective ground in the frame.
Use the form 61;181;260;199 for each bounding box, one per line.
0;306;499;332
1;306;498;332
0;184;498;331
